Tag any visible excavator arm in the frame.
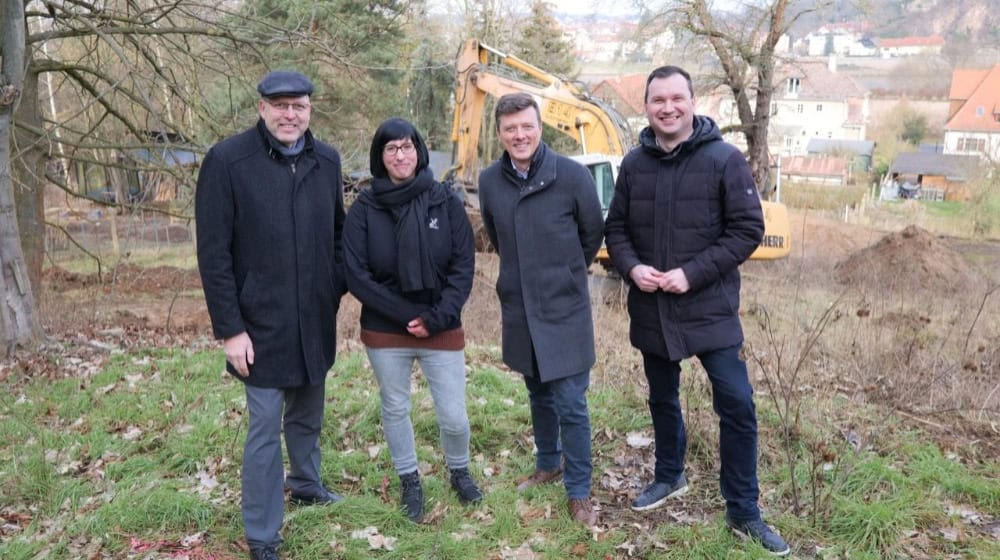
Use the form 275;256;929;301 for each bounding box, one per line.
448;39;634;188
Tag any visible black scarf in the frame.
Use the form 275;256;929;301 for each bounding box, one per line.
371;167;440;294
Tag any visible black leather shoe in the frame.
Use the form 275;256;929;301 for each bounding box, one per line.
289;487;343;506
249;545;279;560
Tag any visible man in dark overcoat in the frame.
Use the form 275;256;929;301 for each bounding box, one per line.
196;70;346;560
479;93;604;527
604;65;790;556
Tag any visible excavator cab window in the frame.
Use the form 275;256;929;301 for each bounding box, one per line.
585;161;616;218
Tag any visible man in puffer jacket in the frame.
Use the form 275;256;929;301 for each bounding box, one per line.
604;65;790;557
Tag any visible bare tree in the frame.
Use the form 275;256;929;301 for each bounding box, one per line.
1;0;417;356
641;0;823;196
1;0;42;351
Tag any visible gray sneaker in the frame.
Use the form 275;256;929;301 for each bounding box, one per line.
630;474;689;511
726;515;791;557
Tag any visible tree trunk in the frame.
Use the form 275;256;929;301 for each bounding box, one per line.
13;67;46;295
0;0;42;353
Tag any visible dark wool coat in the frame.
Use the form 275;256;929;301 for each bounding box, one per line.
196;121;346;388
479;143;605;382
604;117;764;361
343;183;474;335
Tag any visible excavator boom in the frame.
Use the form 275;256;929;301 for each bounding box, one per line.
449;39;633;188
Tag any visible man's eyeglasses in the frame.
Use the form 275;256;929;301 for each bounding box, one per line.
266;100;310;114
383;143;416;156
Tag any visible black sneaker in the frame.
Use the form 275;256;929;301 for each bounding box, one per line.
249;545;279;560
631;474;689;511
727;515;791;557
449;467;483;504
399;471;424;523
289;487;343;506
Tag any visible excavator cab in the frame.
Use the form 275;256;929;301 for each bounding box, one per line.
572;153;620;218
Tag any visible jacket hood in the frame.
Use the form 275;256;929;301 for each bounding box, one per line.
639;115;722;159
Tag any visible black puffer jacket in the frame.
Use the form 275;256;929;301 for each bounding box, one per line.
343;183;474;335
604;116;764;360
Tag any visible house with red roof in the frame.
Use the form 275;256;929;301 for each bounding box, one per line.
876;35;945;57
944;64;1000;160
591;73;646;129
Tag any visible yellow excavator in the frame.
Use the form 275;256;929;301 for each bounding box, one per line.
445;38;790;262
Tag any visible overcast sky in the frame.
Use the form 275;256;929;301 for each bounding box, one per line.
549;0;637;16
430;0;638;18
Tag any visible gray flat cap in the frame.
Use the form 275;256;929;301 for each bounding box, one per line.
257;70;314;98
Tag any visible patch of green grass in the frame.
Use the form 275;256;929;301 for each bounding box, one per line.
3;346;1000;559
907;444;1000;513
829;491;924;557
782;182;868;211
71;483;218;549
839;454;911;496
922;200;967;220
46;244;198;276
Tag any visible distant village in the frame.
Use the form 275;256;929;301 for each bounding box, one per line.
568;17;998;201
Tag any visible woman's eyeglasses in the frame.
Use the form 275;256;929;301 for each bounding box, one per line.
383;143;416;156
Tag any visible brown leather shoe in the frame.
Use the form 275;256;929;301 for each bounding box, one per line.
569;498;597;526
516;467;563;491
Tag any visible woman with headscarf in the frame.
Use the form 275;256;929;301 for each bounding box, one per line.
343;118;481;523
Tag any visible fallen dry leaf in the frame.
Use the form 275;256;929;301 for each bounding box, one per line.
626;432;653;448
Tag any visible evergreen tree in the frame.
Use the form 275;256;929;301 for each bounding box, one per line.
513;1;577;79
237;0;414;155
407;36;455;152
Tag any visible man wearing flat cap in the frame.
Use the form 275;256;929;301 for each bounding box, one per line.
196;70;347;560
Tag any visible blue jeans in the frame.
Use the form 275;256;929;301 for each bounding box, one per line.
366;347;471;475
523;370;592;499
642;345;761;520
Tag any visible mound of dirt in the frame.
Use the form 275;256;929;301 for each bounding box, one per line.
834;225;982;294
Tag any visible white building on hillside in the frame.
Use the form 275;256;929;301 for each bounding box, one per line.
769;58;869;156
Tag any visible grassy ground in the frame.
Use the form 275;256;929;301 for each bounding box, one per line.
16;191;1000;558
1;341;998;559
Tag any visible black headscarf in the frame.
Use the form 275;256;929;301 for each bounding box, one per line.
369;119;440;294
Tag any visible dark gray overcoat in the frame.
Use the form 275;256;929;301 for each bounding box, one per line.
479;143;604;382
196;121;346;388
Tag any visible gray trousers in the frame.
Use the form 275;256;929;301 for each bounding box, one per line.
242;381;326;549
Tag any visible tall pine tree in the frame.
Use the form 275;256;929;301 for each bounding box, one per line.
513;1;576;79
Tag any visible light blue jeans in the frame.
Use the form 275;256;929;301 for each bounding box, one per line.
366;347;471;475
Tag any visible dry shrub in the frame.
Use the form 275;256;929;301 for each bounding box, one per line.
742;222;1000;444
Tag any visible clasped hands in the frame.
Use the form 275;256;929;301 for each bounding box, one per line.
629;264;690;294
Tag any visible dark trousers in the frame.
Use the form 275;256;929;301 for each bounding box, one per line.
523;370;593;499
242;382;326;549
642;345;761;520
